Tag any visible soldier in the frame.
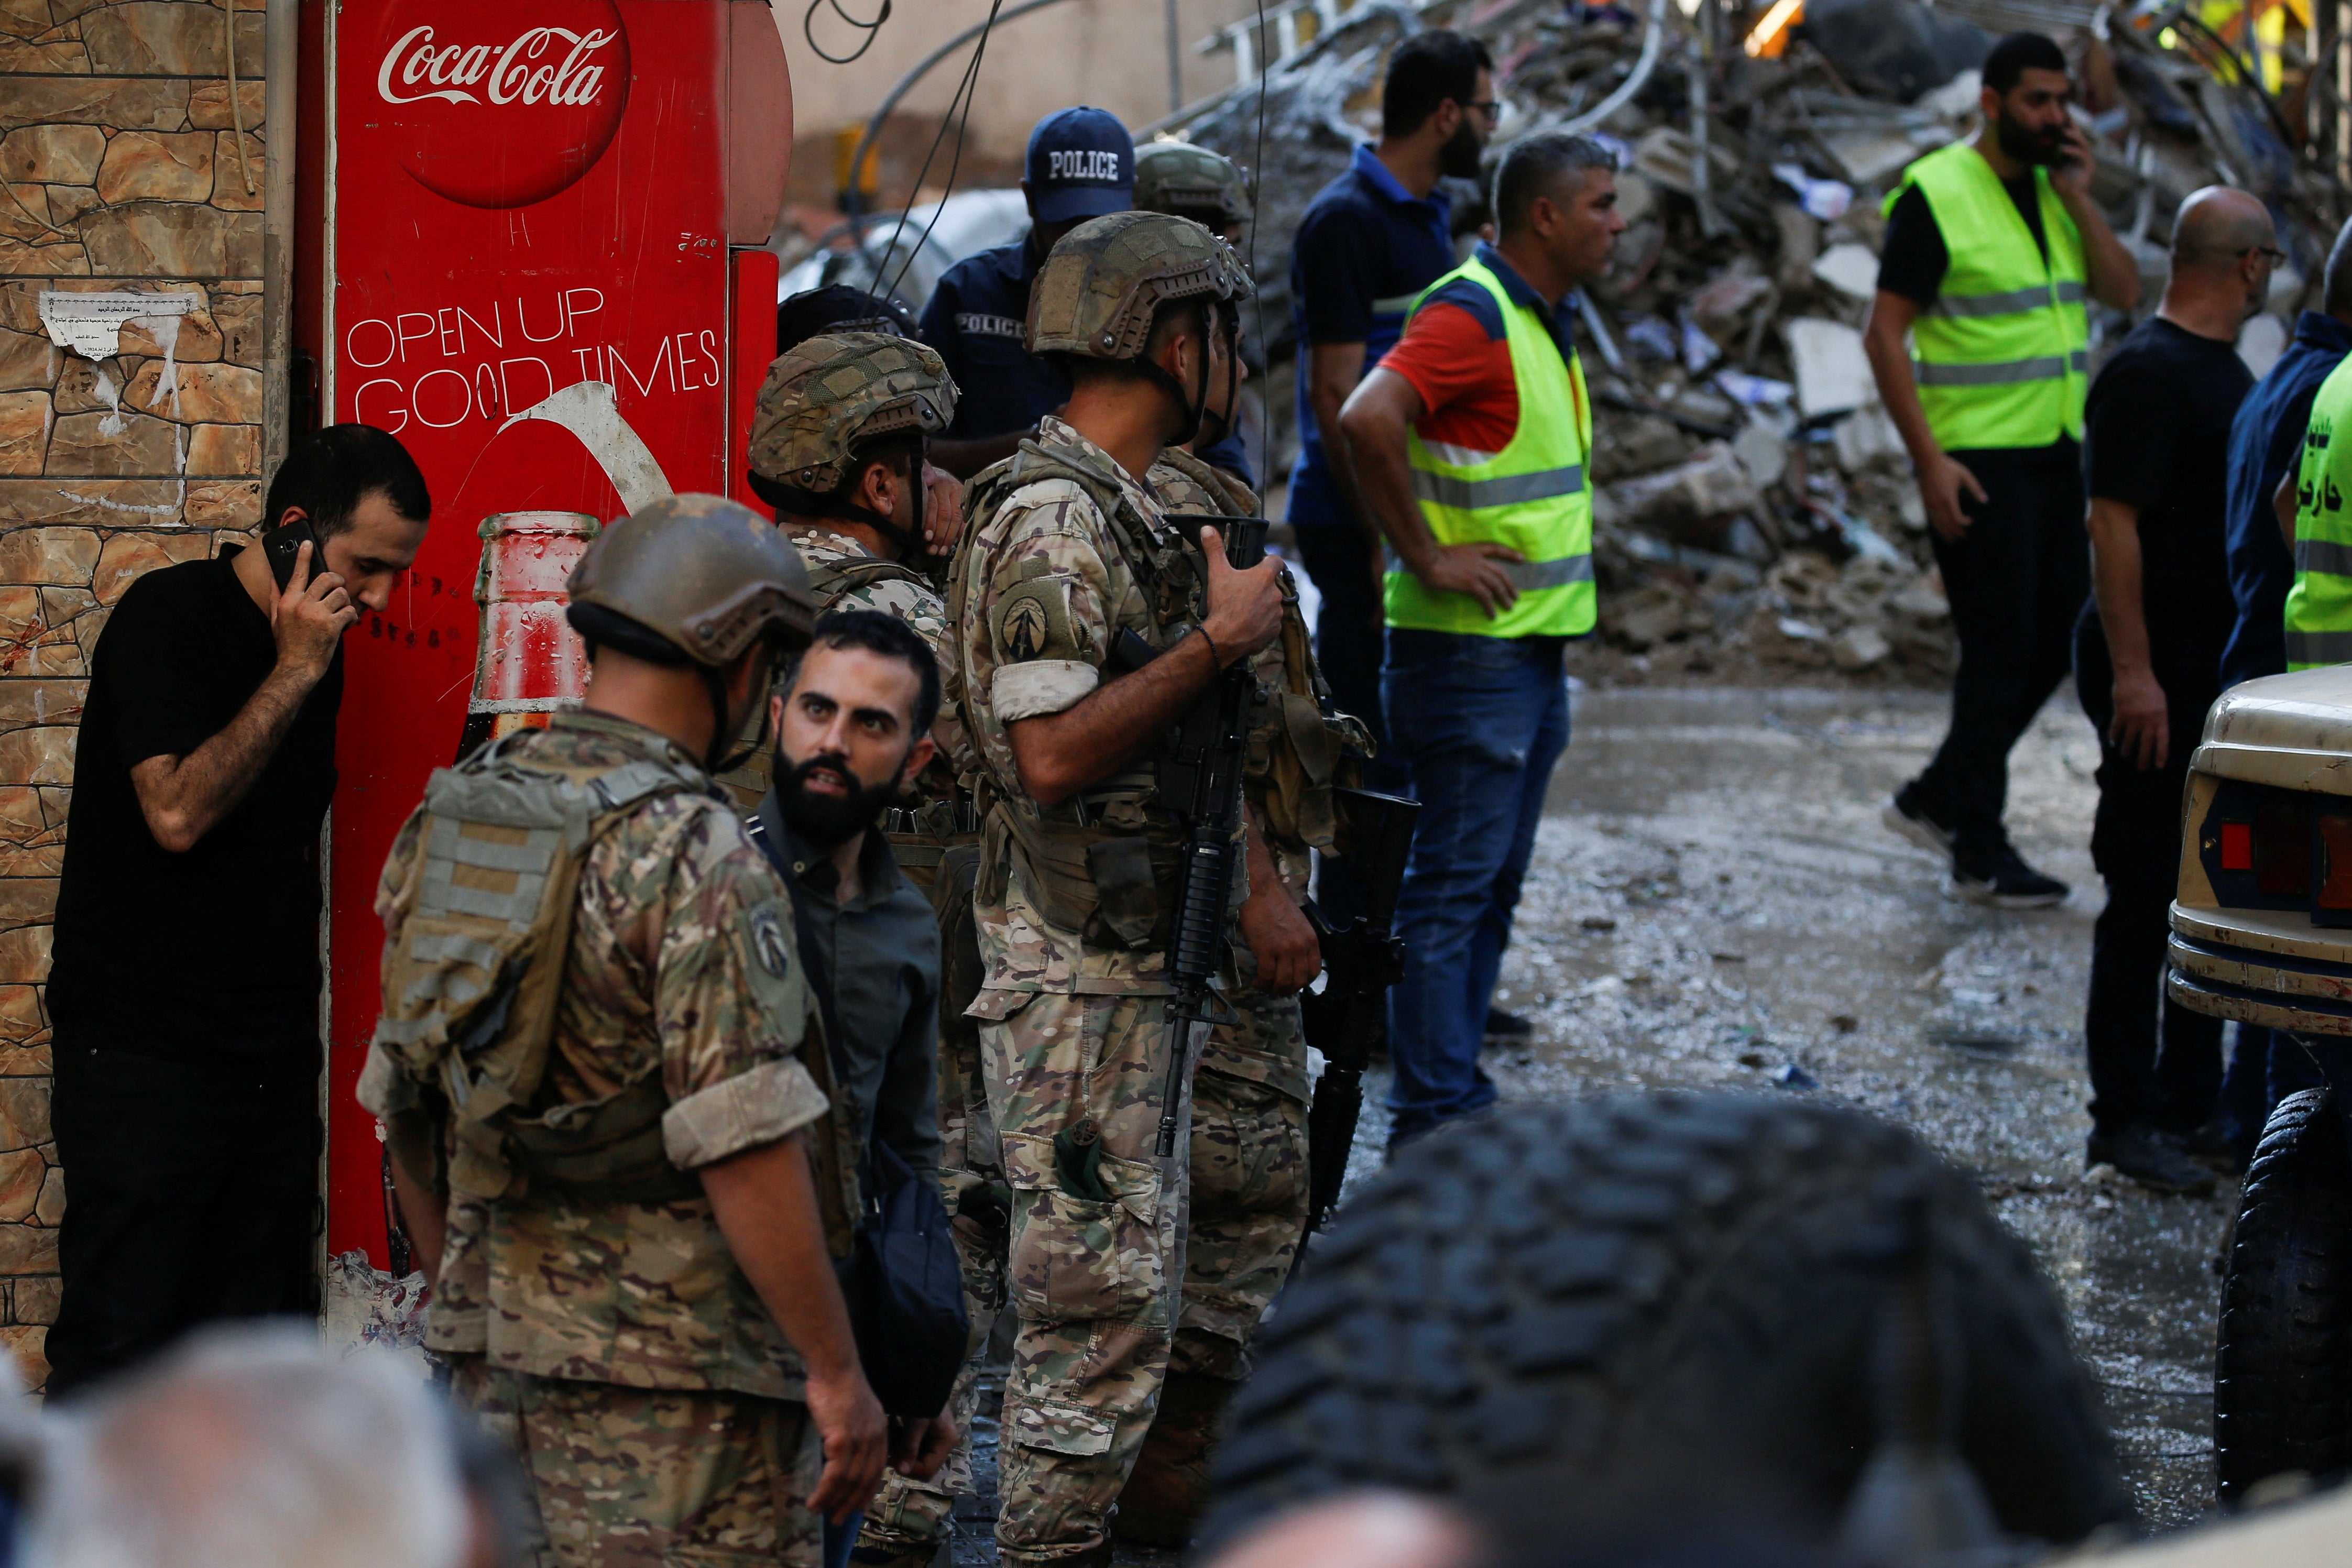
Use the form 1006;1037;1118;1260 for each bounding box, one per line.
365;495;916;1567
740;330;1008;1568
1134;142;1258;492
748;332;958;651
945;210;1311;1568
1117;292;1366;1549
718;330;964;815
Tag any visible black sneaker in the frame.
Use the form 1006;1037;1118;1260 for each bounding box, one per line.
1881;785;1957;856
2087;1125;2218;1196
1485;1007;1535;1043
1947;842;2069;909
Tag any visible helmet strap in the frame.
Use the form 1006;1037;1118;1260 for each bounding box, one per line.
1137;329;1208;448
703;653;771;776
1194;312;1243;451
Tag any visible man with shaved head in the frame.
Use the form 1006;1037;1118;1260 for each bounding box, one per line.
2075;184;2273;1193
2215;220;2352;1144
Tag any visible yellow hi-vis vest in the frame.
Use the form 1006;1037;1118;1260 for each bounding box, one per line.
1889;141;2090;451
1386;252;1596;639
2284;355;2352;668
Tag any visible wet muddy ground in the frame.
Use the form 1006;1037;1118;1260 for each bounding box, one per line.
1458;683;2229;1530
970;683;2231;1566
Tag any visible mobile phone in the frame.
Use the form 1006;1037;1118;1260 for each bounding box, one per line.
265;519;319;592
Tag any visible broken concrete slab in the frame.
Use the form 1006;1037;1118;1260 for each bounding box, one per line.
1786;319;1874;420
1811;242;1880;301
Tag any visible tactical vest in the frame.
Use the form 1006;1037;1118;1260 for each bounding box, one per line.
1391;253;1598;639
2287;355;2352;668
1152;446;1369;855
949;432;1208;951
801;547;935;609
1889;142;2090;451
372;733;832;1215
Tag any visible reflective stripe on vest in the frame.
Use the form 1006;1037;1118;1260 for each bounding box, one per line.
1387;254;1596;639
1915;350;2088;387
2285;355;2352;669
1929;280;2088;317
1889;141;2089;451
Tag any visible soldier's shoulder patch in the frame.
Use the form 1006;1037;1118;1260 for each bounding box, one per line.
747;900;795;980
991;573;1079;664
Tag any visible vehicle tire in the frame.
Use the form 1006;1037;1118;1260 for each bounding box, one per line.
1208;1093;2131;1549
2215;1087;2352;1501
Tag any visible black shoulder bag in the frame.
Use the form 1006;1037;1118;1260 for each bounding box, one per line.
776;856;969;1419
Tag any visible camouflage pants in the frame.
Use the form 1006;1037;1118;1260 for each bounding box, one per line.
1171;990;1309;1379
858;990;1307;1566
448;1358;823;1568
972;989;1190;1568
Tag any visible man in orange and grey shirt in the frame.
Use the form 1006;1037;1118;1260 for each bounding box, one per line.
1338;133;1623;1146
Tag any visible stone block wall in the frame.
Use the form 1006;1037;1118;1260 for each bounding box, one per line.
0;0;269;1390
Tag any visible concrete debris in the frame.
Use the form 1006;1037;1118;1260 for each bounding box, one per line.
1162;0;2347;688
1810;242;1881;301
1601;442;1763;540
1786;319;1874;419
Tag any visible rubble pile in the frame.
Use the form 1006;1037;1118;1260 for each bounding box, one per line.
1179;0;2347;685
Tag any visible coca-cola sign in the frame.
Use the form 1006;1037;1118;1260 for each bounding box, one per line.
367;0;630;209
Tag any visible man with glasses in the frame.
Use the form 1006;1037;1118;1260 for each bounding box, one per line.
1865;31;2140;907
2072;186;2273;1193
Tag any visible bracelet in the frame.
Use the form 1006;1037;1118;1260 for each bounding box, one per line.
1196;625;1222;669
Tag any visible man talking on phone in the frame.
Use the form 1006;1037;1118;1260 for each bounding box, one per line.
1863;32;2139;907
45;424;431;1395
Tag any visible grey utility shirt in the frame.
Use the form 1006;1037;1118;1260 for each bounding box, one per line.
751;795;943;1179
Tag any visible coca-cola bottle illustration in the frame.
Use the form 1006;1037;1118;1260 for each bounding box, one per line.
457;511;601;761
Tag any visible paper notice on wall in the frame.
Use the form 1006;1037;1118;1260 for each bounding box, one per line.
37;290;196;359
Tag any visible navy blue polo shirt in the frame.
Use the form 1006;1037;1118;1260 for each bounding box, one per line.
2222;310;2352;687
1286;143;1454;528
918;236;1072;441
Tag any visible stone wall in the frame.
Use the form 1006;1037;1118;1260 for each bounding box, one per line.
0;0;268;1390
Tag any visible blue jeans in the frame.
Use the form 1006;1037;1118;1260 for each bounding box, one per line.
1381;630;1571;1144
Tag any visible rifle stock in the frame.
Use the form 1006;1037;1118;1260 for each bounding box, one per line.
1300;788;1419;1233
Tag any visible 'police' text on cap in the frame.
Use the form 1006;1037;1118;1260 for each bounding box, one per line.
1026;106;1135;226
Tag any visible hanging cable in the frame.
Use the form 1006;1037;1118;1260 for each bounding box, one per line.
867;0;1005;306
1250;0;1270;494
805;0;891;67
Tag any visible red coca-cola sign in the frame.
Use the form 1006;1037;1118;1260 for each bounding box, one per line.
368;0;631;209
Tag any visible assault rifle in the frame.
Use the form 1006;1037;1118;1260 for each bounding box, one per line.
1301;788;1419;1234
1146;515;1270;1158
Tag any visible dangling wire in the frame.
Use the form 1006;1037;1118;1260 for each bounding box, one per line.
805;0;891;67
1250;0;1270;497
867;0;1006;308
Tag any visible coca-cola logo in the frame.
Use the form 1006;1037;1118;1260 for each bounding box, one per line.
367;1;630;210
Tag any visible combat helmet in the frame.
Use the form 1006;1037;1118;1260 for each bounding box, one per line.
566;492;819;768
1030;210;1252;443
1134;140;1251;231
748;332;958;493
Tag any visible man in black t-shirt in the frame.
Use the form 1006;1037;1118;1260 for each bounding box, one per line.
45;425;430;1394
2074;188;2272;1196
1864;32;2141;907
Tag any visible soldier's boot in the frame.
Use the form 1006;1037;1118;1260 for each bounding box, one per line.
1107;1369;1238;1548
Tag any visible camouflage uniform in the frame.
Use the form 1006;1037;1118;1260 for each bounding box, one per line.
720;331;966;813
1112;449;1312;1541
361;712;836;1568
948;212;1258;1568
947;415;1202;1567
